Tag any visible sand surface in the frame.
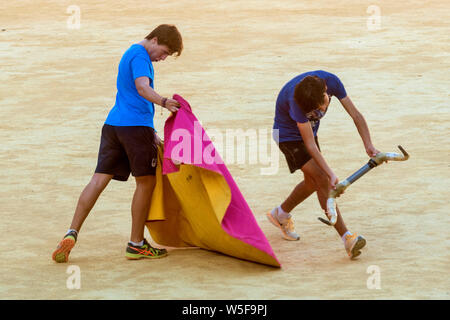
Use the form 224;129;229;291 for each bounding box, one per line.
0;0;449;299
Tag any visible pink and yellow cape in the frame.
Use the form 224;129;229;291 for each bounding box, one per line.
146;95;280;267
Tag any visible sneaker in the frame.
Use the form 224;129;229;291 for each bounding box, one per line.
266;208;300;241
344;233;366;259
52;230;78;263
125;239;168;260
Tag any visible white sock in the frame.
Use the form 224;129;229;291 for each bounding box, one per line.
67;229;78;235
342;231;352;243
277;206;292;222
130;240;144;247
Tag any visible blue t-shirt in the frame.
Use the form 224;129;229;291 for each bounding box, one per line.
273;70;347;142
105;44;155;127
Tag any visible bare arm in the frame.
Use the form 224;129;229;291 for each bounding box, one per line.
297;121;338;189
339;96;379;157
135;76;179;112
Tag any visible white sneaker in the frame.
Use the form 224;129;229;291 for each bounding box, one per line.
344;233;366;259
266;208;300;241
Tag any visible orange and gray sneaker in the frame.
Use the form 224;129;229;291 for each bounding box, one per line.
125;238;168;260
266;207;300;241
344;233;366;259
52;230;78;263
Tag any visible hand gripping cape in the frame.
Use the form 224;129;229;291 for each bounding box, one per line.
146;95;280;267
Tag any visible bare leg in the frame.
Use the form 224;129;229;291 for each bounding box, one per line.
70;173;113;231
280;176;316;213
301;159;348;237
130;175;156;243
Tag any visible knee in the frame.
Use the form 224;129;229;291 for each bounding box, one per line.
311;172;329;191
89;174;111;191
304;175;316;190
135;176;156;190
302;161;329;190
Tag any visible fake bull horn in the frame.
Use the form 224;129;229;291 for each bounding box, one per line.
319;145;410;226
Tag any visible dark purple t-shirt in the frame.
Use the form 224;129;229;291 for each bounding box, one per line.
273;70;347;142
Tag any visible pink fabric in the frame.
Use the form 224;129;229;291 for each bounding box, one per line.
163;95;279;264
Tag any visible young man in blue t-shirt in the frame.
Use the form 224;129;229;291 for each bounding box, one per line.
268;70;380;259
52;25;183;263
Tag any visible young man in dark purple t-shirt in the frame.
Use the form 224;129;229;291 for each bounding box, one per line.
269;70;380;259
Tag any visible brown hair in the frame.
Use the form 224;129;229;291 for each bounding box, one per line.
294;76;327;113
145;24;183;57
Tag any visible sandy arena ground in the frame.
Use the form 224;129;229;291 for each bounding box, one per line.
0;0;449;300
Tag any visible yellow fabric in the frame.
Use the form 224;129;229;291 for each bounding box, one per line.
146;146;280;267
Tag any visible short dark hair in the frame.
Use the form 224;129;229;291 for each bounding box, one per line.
294;76;327;114
145;24;183;57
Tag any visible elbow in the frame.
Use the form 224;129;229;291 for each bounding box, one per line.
136;86;145;97
352;112;364;125
305;142;319;155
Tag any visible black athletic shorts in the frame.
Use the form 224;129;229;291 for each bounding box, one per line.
95;124;158;181
278;137;320;173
